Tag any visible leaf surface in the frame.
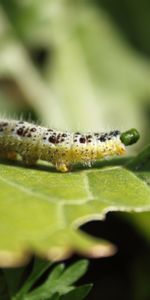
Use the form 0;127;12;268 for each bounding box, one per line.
0;147;150;267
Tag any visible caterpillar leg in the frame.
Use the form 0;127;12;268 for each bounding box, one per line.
117;145;126;155
22;155;38;166
55;162;69;173
0;151;17;161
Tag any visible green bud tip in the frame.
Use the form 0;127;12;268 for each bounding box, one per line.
120;128;140;146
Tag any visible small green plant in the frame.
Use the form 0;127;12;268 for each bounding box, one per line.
1;259;92;300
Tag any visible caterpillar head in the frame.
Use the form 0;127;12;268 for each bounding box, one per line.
120;129;140;146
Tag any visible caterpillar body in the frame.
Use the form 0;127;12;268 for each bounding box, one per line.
0;119;140;172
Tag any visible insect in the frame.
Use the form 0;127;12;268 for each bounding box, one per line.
0;119;140;172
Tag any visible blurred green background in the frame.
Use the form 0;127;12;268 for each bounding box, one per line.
0;0;150;152
0;1;150;300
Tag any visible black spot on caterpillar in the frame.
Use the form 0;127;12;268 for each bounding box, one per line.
0;119;140;172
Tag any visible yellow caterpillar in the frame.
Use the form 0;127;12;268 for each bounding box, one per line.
0;119;140;172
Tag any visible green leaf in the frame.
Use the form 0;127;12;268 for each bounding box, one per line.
123;145;150;242
21;260;88;300
14;257;52;299
127;144;150;185
55;260;89;287
48;264;65;283
0;148;150;267
60;284;92;300
48;294;60;300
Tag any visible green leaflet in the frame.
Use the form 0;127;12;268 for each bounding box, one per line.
13;260;91;300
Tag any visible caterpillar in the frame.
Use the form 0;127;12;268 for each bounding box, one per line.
0;119;140;172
